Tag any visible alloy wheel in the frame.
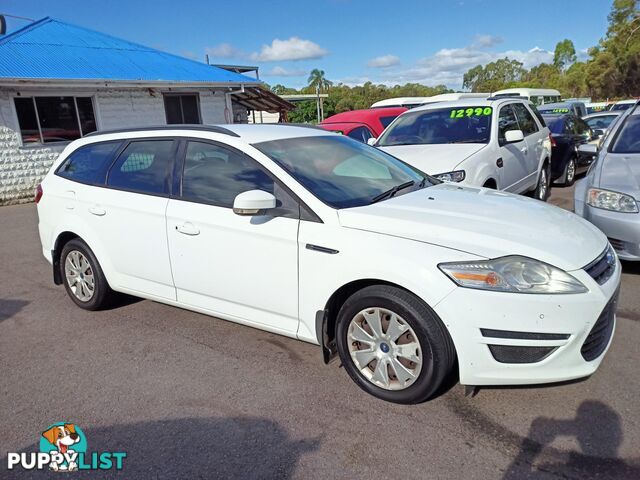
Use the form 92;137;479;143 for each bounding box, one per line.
64;250;95;302
538;168;548;200
566;159;576;183
347;307;422;390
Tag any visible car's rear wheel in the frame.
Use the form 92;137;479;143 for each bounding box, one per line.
561;157;576;187
336;285;456;404
533;163;550;201
60;238;113;310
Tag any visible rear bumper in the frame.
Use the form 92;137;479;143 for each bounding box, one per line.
433;260;621;386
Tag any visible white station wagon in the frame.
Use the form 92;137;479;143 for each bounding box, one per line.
37;125;620;403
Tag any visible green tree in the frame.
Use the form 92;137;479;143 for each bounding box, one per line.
553;39;577;70
462;58;526;92
307;69;333;92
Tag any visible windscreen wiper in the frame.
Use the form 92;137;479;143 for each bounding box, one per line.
370;181;415;203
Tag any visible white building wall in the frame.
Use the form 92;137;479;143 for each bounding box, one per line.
0;86;230;205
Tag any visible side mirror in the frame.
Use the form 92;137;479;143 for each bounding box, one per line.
504;130;525;143
593;128;605;139
233;190;276;216
578;143;598;155
367;137;377;146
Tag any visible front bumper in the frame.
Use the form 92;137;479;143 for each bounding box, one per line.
580;205;640;260
433;257;621;386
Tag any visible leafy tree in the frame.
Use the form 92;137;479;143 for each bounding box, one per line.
462;58;526;92
553;39;577;70
307;69;333;92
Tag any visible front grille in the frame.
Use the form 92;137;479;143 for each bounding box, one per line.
488;345;557;364
584;245;616;285
581;293;618;361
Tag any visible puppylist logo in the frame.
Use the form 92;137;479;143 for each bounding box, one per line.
6;422;126;472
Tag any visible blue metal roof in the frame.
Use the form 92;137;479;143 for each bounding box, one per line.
0;17;259;84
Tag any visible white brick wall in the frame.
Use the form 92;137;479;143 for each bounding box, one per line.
0;86;236;205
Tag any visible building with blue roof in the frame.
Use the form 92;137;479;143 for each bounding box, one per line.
0;17;293;204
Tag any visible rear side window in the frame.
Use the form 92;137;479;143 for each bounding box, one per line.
347;126;373;143
181;141;274;207
57;141;121;184
512;103;539;136
563;117;576;135
498;105;520;145
107;140;174;195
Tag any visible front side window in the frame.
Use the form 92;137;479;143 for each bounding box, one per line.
512;103;539;136
377;106;492;146
347;126;373;143
181;141;274;208
164;94;201;124
107;140;175;195
563;117;576;135
254;135;433;209
13;96;97;144
498;105;520;145
611;113;640;153
57;141;122;184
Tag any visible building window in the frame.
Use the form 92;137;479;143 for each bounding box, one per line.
164;94;201;124
13;96;97;145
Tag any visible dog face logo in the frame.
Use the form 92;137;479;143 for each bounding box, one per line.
40;423;85;472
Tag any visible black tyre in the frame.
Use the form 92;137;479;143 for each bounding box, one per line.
561;157;576;187
335;285;456;404
533;162;550;201
60;238;114;310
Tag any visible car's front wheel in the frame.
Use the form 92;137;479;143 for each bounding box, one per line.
336;285;456;404
60;238;113;310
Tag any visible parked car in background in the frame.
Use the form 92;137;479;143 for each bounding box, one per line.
538;101;587;118
492;88;561;106
36;124;620;404
586;102;612;114
575;102;640;260
583;111;622;136
370;93;488;109
319;107;407;142
375;98;552;200
543;114;597;187
610;99;637;112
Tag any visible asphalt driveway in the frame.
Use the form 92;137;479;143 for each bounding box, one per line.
0;185;639;479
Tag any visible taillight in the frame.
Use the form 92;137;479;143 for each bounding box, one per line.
34;184;43;204
549;133;557;147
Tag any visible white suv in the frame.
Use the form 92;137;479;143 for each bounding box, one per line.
37;125;619;404
375;98;552;200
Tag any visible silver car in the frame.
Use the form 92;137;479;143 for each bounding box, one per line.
575;101;640;260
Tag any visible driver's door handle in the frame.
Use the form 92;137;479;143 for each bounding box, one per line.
88;205;106;216
176;222;200;236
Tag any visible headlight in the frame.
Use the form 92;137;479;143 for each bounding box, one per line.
587;188;638;213
434;170;465;182
438;256;587;294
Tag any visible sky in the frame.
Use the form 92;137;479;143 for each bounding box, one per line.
2;0;613;90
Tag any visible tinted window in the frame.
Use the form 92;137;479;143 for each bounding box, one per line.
586;115;618;130
107;140;174;195
575;118;591;137
544;117;564;134
611;103;633;112
377;106;492;146
254;135;432;209
57;141;121;184
347;126;373;143
379;116;398;128
181;141;274;208
498;105;520;145
611;114;640;153
164;94;201;124
512;103;539;136
563;117;576;135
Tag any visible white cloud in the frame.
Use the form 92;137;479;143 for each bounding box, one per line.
263;66;307;77
473;34;503;48
205;43;245;59
250;37;328;62
367;55;401;68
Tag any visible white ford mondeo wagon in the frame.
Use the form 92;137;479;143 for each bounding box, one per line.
37;124;620;404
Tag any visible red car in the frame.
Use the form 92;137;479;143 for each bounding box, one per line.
319;107;407;143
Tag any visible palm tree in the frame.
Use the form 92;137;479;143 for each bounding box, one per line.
307;69;333;92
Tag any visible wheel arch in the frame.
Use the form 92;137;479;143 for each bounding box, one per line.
51;231;81;285
316;278;423;364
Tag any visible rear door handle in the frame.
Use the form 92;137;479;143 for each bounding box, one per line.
88;205;106;216
176;222;200;236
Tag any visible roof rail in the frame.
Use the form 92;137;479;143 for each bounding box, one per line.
485;95;522;101
84;124;240;138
